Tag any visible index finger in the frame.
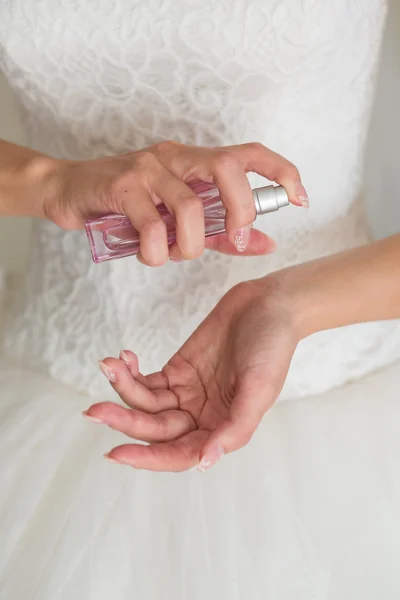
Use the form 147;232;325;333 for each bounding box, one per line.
227;142;308;208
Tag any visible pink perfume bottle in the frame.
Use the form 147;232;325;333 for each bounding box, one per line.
85;180;289;263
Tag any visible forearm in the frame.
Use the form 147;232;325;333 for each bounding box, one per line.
277;234;400;339
0;139;58;218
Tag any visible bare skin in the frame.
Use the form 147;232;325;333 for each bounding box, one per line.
85;233;400;471
0;138;306;264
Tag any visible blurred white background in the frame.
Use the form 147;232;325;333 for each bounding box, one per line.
0;70;30;273
0;2;399;273
364;2;400;239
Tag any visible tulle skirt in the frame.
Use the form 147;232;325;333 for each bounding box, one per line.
1;356;400;600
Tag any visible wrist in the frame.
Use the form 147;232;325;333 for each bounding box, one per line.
246;271;307;344
265;237;400;341
20;153;63;220
262;266;325;342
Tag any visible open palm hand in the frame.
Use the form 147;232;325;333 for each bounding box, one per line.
85;279;298;471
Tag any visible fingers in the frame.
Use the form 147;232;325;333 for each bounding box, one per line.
99;357;177;413
113;141;305;266
204;228;277;256
154;141;306;253
150;171;205;260
83;402;195;443
119;350;139;377
119;350;169;389
106;430;208;472
119;152;205;264
198;374;279;471
118;178;169;267
140;371;170;390
155;143;256;246
228;142;308;208
207;151;256;244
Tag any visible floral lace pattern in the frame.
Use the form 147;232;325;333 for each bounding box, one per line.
1;0;399;401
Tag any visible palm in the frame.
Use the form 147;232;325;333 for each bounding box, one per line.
87;281;297;471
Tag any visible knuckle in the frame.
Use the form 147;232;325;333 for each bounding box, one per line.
282;163;300;181
273;160;300;182
141;216;166;235
134;151;158;172
247;141;266;154
215;150;241;172
175;194;203;216
153;139;180;155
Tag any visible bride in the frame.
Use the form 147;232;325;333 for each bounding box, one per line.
1;1;400;598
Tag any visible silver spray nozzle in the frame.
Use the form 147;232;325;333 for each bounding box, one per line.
252;185;289;216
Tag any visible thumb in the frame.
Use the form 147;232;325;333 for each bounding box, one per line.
204;228;277;256
198;373;279;472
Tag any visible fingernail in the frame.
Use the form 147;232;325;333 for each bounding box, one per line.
198;443;225;472
103;453;121;464
120;350;130;366
234;224;252;253
98;361;117;383
82;410;103;424
295;183;309;208
169;257;183;263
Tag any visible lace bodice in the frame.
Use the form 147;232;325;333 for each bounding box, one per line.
1;0;399;401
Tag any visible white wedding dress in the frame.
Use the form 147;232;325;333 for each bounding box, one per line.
1;1;400;598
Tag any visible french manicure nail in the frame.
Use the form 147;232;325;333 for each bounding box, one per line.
98;361;117;383
295;183;309;208
82;410;103;424
198;443;225;472
103;453;121;464
234;224;252;253
120;350;130;366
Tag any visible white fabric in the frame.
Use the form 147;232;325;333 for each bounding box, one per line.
1;0;400;401
1;1;400;598
0;356;400;599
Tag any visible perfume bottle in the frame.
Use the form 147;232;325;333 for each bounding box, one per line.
85;179;289;263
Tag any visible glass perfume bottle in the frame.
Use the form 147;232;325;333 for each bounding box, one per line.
85;179;289;263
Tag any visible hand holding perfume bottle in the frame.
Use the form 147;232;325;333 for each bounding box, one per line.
79;142;308;265
0;138;308;266
85;179;291;263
